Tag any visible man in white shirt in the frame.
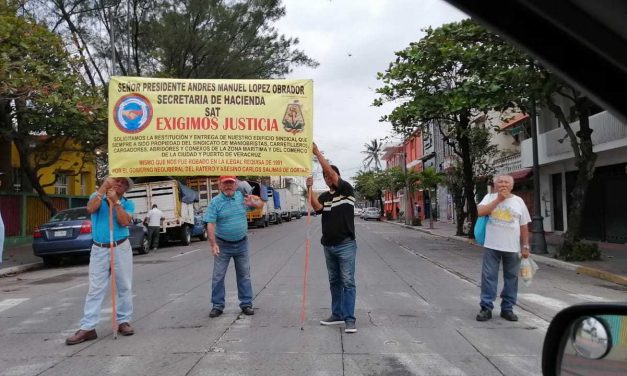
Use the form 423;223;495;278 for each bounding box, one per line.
144;204;164;251
476;174;531;322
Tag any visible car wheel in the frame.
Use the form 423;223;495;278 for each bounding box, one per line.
199;227;208;241
180;225;191;245
137;236;150;255
42;256;60;267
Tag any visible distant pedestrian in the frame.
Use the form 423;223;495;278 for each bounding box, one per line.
0;172;4;266
204;176;263;318
476;174;531;322
144;204;164;251
306;142;358;333
66;176;136;345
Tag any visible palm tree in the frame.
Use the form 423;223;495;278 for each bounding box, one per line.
361;139;382;171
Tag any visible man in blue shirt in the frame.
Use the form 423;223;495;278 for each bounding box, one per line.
204;176;263;318
66;176;136;345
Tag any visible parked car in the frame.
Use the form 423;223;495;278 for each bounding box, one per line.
354;207;363;217
362;207;381;221
443;1;627;375
33;206;149;266
191;211;208;241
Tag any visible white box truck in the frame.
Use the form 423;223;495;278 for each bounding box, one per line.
275;187;301;221
126;180;206;245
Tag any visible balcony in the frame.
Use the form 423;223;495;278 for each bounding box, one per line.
521;111;627;167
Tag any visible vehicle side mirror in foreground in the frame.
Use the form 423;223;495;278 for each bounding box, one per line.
542;303;627;375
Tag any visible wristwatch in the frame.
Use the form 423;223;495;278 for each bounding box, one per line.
522;245;530;249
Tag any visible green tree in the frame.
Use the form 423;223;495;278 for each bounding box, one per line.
374;19;529;235
0;4;106;213
353;169;385;214
540;83;599;260
25;0;318;80
361;138;383;171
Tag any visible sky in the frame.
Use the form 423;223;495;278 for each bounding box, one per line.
274;0;467;188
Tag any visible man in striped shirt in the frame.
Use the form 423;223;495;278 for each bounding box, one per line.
204;176;263;318
307;143;358;333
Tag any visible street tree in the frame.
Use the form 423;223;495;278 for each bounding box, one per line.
414;167;444;229
24;0;318;80
0;5;107;214
542;83;600;260
352;169;385;214
374;19;530;235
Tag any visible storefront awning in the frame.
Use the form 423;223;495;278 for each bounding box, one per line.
509;168;533;182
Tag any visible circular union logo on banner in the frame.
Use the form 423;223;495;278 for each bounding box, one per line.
113;93;153;133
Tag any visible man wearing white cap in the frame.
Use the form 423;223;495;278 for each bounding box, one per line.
66;176;136;345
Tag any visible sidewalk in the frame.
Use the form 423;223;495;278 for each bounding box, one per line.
0;242;43;277
387;219;627;286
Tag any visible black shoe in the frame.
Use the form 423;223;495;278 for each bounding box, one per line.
209;308;223;318
320;315;344;326
500;310;518;322
476;309;492;321
241;306;254;315
344;321;357;333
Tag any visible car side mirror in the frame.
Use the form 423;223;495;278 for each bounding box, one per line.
542;303;627;376
133;218;143;225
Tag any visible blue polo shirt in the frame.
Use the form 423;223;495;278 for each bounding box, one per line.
204;191;248;241
90;192;135;243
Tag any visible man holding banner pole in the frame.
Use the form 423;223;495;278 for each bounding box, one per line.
66;176;136;345
307;142;358;333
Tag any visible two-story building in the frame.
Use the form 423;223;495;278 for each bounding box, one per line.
521;108;627;243
381;129;425;222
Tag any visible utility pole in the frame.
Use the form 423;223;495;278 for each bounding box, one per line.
530;99;548;254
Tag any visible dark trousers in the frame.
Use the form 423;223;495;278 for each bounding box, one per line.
147;226;160;249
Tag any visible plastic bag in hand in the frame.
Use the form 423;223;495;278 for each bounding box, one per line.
519;256;539;286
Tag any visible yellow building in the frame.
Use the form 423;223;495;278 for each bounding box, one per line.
0;139;97;240
7;139;96;195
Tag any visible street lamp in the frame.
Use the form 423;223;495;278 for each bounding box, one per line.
530;100;548;254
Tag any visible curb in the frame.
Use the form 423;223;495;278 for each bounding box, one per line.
388;221;627;287
0;263;43;277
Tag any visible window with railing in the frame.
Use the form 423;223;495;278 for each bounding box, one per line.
80;172;89;195
55;173;68;195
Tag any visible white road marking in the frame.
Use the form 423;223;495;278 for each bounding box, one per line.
171;248;202;258
0;298;29;313
518;293;570;311
568;293;609;302
60;282;88;292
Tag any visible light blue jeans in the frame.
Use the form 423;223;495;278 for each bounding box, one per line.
324;239;357;323
211;238;253;310
80;240;133;330
479;248;520;312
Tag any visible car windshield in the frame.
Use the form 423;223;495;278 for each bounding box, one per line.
49;208;90;222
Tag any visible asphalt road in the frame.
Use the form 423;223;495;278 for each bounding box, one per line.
1;216;625;375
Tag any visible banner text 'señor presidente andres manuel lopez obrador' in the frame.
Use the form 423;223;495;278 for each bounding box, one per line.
108;77;313;177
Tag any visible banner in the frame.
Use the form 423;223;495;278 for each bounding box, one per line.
108;77;313;177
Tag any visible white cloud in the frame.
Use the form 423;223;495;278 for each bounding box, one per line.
275;0;467;186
